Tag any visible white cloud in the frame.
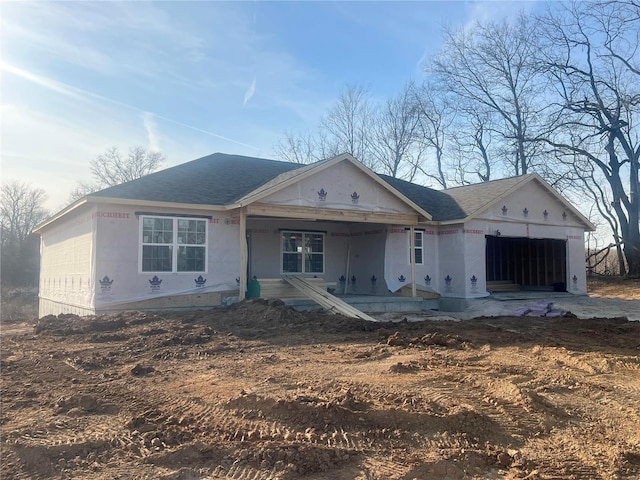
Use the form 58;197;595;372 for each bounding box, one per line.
243;77;257;107
462;1;539;30
0;104;121;211
142;112;161;152
0;62;86;101
1;62;259;149
1;2;329;124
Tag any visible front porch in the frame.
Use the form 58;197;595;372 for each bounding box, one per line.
283;294;439;313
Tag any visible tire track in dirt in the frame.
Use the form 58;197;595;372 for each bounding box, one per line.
112;378;361;479
456;373;550;437
4;305;640;479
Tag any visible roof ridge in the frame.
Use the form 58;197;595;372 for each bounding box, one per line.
442;173;533;192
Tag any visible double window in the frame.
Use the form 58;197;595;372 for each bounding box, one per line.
141;216;207;272
281;231;324;274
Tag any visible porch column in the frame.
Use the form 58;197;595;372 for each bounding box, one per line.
409;226;417;297
239;208;247;299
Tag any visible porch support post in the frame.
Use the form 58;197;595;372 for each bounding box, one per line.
239;208;247;300
409;225;417;297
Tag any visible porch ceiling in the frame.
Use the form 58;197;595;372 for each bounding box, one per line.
245;203;423;225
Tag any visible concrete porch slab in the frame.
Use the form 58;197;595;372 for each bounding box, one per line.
284;295;439;313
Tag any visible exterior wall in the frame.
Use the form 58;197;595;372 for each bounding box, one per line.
247;220;388;294
39;298;96;317
462;221;490;298
567;231;588;294
463;224;587;296
261;161;417;215
469;180;588;295
384;225;438;295
476;180;586;229
39;206;97;316
93;204;241;310
384;214;587;300
247;219;349;285
435;226;467;298
343;225;386;295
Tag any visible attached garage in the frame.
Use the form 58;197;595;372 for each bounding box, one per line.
486;236;567;290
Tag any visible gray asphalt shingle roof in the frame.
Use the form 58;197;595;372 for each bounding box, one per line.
88;152;532;222
378;175;467;221
89;153;303;205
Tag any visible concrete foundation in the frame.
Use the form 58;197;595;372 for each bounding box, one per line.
438;297;469;312
284;295;440;314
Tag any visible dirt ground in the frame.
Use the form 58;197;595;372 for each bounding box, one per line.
2;280;640;479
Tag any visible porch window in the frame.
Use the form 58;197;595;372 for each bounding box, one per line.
411;230;424;265
281;231;324;274
141;216;207;272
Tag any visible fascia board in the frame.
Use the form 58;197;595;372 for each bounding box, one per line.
33;198;89;233
33;196;232;233
81;196;230;211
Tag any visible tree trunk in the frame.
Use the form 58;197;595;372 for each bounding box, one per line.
624;231;640;276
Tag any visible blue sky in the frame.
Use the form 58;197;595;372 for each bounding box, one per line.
1;1;537;212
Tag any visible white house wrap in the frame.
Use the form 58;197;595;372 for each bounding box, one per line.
34;153;595;316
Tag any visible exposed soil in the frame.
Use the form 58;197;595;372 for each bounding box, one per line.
2;296;640;479
587;276;640;300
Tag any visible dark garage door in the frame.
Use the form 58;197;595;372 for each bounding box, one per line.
486;236;567;289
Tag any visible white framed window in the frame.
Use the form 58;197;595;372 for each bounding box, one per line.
281;231;324;274
140;216;207;273
409;230;424;265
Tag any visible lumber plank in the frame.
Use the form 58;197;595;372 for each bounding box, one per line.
283;275;378;322
260;278;329;299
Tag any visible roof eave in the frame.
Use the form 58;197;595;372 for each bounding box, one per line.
33;198;90;233
33;196;235;233
84;195;233;211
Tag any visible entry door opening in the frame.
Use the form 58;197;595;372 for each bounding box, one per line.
486;236;567;290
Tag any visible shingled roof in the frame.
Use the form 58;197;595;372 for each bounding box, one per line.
89;153;303;205
84;153;581;226
438;175;532;220
378;175;466;221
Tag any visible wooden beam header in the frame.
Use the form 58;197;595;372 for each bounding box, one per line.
246;203;421;225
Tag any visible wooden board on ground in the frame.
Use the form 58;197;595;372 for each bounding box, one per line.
283;275;378;322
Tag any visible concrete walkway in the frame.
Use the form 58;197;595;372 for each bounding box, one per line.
375;293;640;322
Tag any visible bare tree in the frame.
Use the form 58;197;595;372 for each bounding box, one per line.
537;0;640;275
320;83;376;168
1;181;48;247
430;13;545;176
70;146;166;201
1;181;48;286
450;105;497;184
274;130;320;165
412;83;456;188
370;82;424;181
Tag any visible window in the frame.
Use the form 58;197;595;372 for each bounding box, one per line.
141;216;207;272
281;231;324;274
410;230;424;265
